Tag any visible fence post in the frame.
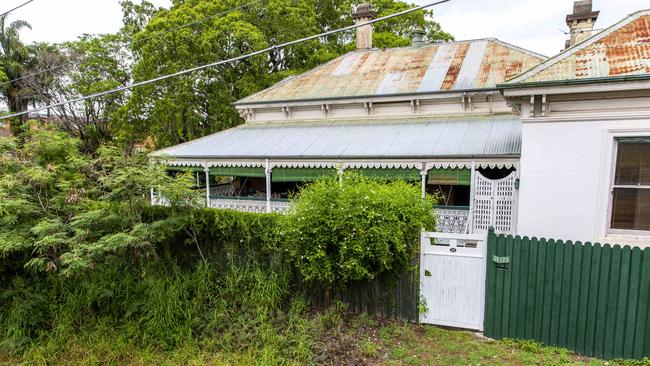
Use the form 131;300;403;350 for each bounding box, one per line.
484;227;497;337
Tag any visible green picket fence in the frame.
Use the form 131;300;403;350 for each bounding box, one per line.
484;229;650;360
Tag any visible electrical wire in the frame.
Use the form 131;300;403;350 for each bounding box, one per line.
0;0;450;120
0;0;35;18
0;0;263;88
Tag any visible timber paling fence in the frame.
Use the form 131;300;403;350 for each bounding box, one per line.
309;258;420;322
485;230;650;360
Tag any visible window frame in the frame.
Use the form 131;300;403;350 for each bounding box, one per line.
607;137;650;236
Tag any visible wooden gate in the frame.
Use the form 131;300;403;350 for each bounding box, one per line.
420;231;487;330
472;171;517;233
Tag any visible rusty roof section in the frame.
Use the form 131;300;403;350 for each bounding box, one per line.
508;9;650;84
236;39;545;105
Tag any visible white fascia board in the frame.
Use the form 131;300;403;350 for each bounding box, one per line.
235;90;501;110
502;80;650;97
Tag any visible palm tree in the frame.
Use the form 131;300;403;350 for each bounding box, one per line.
0;15;32;130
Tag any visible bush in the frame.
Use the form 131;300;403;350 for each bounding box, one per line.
281;173;436;287
0;131;438;363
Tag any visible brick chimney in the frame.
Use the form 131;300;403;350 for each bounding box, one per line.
352;3;376;50
565;0;599;49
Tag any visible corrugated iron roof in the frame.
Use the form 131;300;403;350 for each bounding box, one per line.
508;9;650;84
153;114;521;159
236;39;544;104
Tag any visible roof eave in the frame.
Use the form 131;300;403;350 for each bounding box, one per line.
498;74;650;92
162;154;522;160
233;88;500;107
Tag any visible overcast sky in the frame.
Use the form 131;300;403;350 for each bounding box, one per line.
3;0;649;57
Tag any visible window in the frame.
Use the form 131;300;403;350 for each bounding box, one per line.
610;138;650;232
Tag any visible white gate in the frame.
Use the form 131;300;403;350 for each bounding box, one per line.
472;171;517;233
419;231;487;330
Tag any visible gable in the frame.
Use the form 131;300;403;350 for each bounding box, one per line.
237;39;544;104
507;10;650;85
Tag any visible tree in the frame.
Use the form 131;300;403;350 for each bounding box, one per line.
25;35;132;152
0;124;200;275
0;15;32;132
116;0;452;148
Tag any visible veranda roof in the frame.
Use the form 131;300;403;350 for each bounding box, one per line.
152;114;521;160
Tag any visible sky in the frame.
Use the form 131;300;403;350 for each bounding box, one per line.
3;0;650;57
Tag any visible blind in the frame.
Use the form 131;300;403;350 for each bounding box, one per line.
427;168;471;186
210;166;265;177
271;168;336;182
615;139;650;186
351;168;421;181
611;188;650;231
167;166;204;172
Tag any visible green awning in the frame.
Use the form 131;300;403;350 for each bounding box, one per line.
210;166;265;177
427;168;471;186
167;166;204;172
352;168;421;181
272;168;336;182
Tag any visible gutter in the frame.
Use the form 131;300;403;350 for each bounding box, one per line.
497;74;650;91
160;154;522;160
233;88;499;106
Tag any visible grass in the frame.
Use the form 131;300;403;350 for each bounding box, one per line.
3;263;650;366
331;316;650;366
3;312;650;365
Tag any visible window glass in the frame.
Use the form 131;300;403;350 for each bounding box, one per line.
614;141;650;186
611;188;650;231
611;138;650;232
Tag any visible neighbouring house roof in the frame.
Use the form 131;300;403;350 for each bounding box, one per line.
236;39;545;105
505;9;650;86
152;114;521;160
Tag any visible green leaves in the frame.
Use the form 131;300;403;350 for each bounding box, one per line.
282;173;437;287
120;0;452;148
0;128;200;274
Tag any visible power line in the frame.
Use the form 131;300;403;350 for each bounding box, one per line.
135;0;263;45
0;0;263;88
0;0;35;18
1;0;450;121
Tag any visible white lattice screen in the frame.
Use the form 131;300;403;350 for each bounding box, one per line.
472;171;517;234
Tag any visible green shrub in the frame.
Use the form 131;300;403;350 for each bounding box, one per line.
281;173;436;287
0;132;438;363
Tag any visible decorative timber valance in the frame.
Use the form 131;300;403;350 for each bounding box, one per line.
161;159;519;172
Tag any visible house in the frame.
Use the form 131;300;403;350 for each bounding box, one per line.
500;3;650;245
153;1;650;244
152;3;546;235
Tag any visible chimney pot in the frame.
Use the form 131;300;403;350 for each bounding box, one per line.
411;29;426;48
565;0;599;49
352;3;377;50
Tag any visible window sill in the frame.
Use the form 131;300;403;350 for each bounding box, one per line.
604;233;650;248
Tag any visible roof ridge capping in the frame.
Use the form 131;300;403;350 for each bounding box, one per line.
503;8;650;86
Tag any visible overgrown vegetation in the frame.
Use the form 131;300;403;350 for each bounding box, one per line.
283;174;435;287
0;125;200;275
0;128;439;364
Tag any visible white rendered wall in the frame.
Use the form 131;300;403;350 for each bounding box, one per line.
517;118;650;247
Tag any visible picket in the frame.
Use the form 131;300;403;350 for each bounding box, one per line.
485;230;650;360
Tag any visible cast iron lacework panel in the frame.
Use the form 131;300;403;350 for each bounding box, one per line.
436;208;470;234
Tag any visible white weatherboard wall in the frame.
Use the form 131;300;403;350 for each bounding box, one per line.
517;118;650;247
